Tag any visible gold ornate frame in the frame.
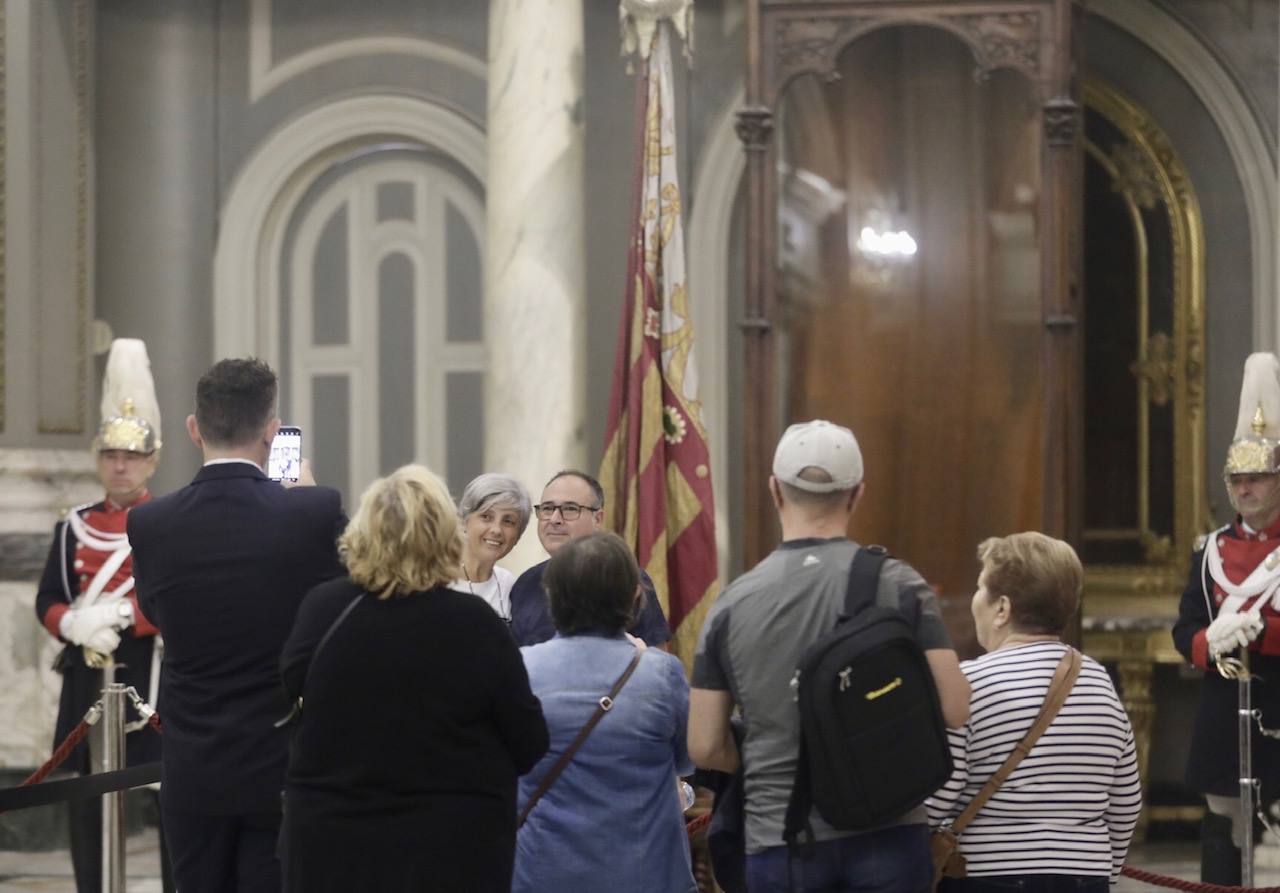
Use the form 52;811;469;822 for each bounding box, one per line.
1080;79;1207;617
1078;79;1208;835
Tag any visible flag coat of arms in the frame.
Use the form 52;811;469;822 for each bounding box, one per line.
600;23;719;668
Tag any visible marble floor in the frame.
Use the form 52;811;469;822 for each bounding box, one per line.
2;832;1279;892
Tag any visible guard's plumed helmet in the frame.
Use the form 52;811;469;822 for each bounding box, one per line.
1224;352;1280;477
94;339;162;455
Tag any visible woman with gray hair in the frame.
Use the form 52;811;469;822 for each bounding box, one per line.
452;472;533;622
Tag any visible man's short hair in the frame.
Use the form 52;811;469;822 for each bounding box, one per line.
195;359;277;448
544;469;606;510
976;532;1082;635
544;532;639;635
778;467;858;511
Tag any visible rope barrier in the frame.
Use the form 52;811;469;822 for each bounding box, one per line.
9;701;103;796
1119;864;1280;891
0;762;161;813
0;702;101;817
0;686;164;817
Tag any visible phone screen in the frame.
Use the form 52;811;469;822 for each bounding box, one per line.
268;426;302;482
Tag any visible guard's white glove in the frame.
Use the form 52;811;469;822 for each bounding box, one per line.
58;603;128;646
82;626;121;656
1207;612;1265;657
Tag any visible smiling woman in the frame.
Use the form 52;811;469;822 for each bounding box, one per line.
452;473;533;622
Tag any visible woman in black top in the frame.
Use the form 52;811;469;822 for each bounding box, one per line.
280;464;549;892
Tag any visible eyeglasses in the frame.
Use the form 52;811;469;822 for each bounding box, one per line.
534;501;601;521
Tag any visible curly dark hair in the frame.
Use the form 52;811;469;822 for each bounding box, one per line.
544;532;640;636
195;358;277;447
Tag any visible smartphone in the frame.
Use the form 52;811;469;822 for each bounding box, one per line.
268;426;302;482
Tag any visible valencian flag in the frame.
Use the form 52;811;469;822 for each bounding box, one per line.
600;20;718;669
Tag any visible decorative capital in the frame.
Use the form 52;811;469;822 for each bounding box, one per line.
735;106;774;152
620;0;693;60
1044;96;1080;147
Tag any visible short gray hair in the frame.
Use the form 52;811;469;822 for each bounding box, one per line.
457;473;533;538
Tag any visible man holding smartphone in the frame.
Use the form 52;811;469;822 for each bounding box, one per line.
128;358;346;893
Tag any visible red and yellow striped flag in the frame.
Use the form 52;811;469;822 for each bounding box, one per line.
600;23;719;670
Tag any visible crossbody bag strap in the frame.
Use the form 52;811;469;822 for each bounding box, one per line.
949;647;1082;835
273;593;365;729
517;649;644;828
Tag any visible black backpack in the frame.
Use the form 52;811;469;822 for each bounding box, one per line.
783;545;953;847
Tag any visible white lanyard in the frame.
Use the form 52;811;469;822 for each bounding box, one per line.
67;508;134;609
1206;532;1280;616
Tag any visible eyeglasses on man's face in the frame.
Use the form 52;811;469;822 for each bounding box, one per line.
534;501;601;521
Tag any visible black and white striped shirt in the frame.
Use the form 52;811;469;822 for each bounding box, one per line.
926;641;1142;880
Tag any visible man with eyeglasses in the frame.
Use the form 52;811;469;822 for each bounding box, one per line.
508;469;672;649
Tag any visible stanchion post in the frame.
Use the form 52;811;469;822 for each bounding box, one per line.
100;681;127;893
1240;649;1254;887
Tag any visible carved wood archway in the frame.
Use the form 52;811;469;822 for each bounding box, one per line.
739;0;1079;566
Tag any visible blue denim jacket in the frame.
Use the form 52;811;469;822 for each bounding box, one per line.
514;634;697;893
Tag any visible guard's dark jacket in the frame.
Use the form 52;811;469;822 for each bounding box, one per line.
35;499;161;768
1172;515;1280;798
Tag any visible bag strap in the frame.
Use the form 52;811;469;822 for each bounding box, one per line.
948;647;1082;835
274;593;364;728
842;544;888;617
517;649;644;828
783;545;888;850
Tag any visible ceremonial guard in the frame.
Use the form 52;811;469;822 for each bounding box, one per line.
34;339;171;893
1173;352;1280;885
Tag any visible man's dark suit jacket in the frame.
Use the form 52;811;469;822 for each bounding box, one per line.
128;462;345;815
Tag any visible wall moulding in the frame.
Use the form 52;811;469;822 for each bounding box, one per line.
215;94;485;362
247;0;485;104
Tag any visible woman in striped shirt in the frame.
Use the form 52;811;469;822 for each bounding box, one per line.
927;532;1142;891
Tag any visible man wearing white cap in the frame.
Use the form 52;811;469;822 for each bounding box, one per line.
688;420;970;893
1174;353;1280;884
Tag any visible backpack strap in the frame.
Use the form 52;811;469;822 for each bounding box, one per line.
783;545;889;854
842;544;889;617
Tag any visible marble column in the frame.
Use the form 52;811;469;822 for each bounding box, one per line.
94;1;219;497
485;0;586;573
0;449;100;769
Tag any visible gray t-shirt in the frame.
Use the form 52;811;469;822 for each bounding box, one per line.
692;537;953;854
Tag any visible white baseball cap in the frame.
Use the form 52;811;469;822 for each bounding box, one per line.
772;420;864;492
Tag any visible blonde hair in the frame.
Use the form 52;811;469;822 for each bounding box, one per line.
340;464;462;599
976;531;1082;635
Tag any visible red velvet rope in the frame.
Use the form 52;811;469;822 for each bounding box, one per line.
0;695;162;817
20;719;93;789
1118;865;1280;892
0;717;97;815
